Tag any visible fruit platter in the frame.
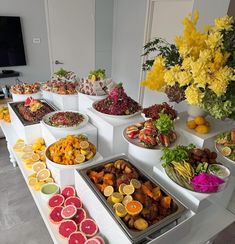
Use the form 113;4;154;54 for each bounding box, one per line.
9;97;56;125
124;112;178;149
46;135;96;168
161;144;230;193
42;111;88;131
92;84;142;119
78;155;185;243
215;129;235;164
47;185;106;243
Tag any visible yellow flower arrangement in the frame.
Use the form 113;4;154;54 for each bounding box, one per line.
141;10;235;119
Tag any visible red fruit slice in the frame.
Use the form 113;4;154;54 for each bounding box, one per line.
49;206;63;224
65;196;82;208
61;186;76;199
25;97;33;106
94;236;105;244
61;205;77;219
73;208;87;225
80;219;98;237
48;194;65;208
59;220;77;238
69;231;87;244
85;238;100;244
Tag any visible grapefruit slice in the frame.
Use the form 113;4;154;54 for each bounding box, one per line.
69;232;87;244
80;219;98;237
85;239;100;244
59;220;77;238
61;186;76;199
49;206;63;224
73;208;86;225
48;194;65;208
32;162;46;173
94;236;105;244
125;200;143;215
36;169;50;181
61;205;77;219
65;196;82;208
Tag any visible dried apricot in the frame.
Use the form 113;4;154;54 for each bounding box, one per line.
195;125;209;134
194;116;206;125
186;120;197;129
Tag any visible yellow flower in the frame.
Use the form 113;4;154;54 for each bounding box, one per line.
214;15;234;31
177;71;192;87
199;49;212;63
185;85;204;105
190;59;206;78
164;65;181;86
141;56;167;91
206;31;223;50
181;57;193;70
213;51;230;70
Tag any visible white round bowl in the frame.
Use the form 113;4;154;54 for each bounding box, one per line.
40;183;60;201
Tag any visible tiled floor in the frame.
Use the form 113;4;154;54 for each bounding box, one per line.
0;138;234;244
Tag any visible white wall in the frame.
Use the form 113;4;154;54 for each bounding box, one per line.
0;0;50;87
95;0;113;77
112;0;147;100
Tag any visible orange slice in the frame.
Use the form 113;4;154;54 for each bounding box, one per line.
122;195;133;206
32;162;46;173
23;145;34;153
80;141;89;149
130;179;141;189
36;169;50;181
125;200;143;215
28;177;38;187
31;153;40;162
13;142;25;152
75;154;86;164
104;186;114;197
118;183;126;194
123;185;135;195
111;192;123;204
115;203;127;217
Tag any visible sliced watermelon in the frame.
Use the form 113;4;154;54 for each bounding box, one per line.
49;206;63;224
48;194;65;208
80;219;98;237
73;208;87;225
69;231;87;244
59;220;77;238
61;205;77;219
65;196;82;208
61;186;76;199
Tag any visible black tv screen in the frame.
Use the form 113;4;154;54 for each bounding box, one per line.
0;16;26;67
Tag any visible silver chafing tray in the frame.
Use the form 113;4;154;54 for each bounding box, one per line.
78;154;186;243
8;99;57;126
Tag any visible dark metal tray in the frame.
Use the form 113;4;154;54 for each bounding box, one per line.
77;154;186;243
9;99;57;126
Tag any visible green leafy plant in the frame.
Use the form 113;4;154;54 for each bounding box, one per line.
154;112;173;134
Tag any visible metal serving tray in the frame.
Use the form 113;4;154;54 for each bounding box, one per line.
78;154;186;243
9;99;57;126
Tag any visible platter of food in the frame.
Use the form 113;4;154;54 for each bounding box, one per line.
78;155;186;243
45;135;96;169
8;97;56;126
42;111;88;131
215;129;235;164
92;84;142;119
161;144;230;193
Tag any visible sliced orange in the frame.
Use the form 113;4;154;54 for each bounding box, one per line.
111;192;124;204
32;162;46;173
123;185;135;195
104;185;114;197
31;153;40;162
130;179;141;189
23;145;34;153
80;141;89;149
13;142;25;152
36;169;50;181
118;183;126;194
28;177;38;187
125;200;143;215
115;203;127;217
122;195;133;206
75;154;86;164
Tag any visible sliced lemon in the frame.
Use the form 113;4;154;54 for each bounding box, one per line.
107;196;115;206
32;162;46;173
118;183;126;194
24;161;35;169
222;146;232;157
13;142;25;152
16;139;24;144
31;153;40;162
45;177;54;183
28;173;37;180
86;151;94;160
75;154;86;164
113;202;123;210
115;203;127;217
123;185;135;195
130;179;141;189
28;177;38;187
21;152;34;163
34;181;45;191
23;145;34;153
122;195;133;206
80;141;89;150
111;192;123;204
32;143;42;151
80;149;89;156
36;169;50;181
35;137;45;145
104;186;114;197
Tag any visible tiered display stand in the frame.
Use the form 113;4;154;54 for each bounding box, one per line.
1;104;235;243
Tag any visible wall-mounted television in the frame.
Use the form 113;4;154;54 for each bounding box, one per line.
0;16;26;67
